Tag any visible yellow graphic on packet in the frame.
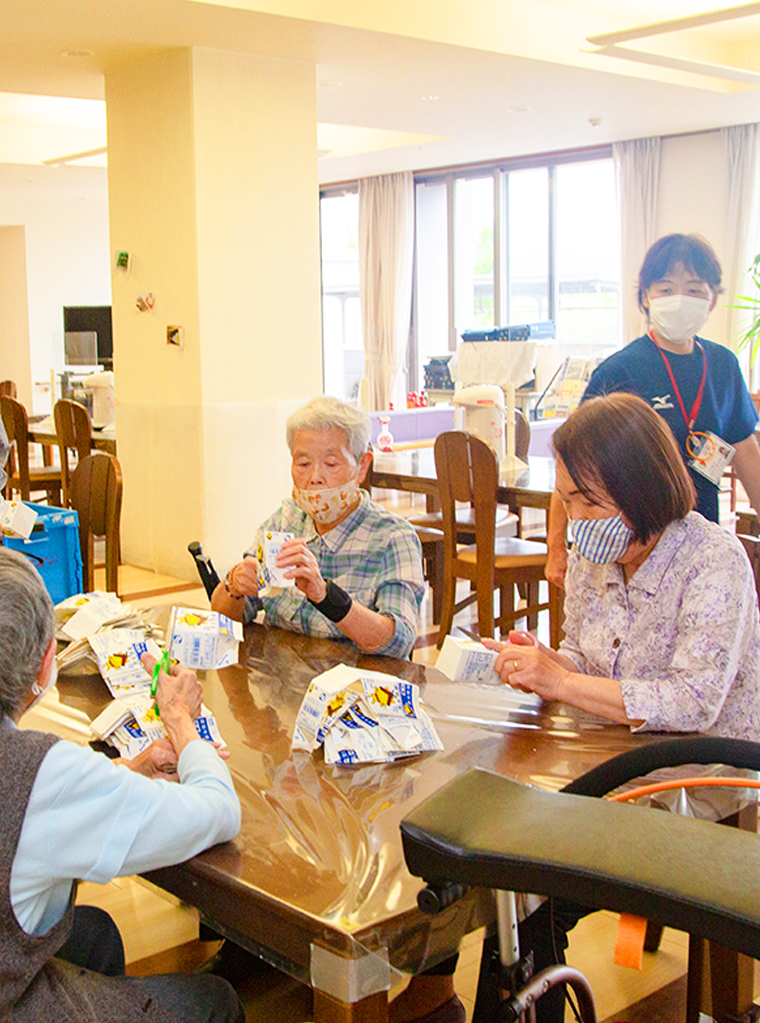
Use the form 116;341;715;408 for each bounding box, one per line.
178;612;207;628
106;652;129;671
369;686;395;708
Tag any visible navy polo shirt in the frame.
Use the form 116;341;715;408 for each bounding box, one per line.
582;335;757;522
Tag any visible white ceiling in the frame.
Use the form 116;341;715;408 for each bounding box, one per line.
1;0;760;190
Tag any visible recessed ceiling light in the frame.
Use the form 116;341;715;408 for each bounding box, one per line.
421;95;440;101
61;49;93;58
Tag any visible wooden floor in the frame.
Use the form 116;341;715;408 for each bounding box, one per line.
76;483;757;1022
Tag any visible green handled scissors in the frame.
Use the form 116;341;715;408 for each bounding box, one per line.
150;650;170;717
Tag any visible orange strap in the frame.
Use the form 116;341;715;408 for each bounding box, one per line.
614;913;648;969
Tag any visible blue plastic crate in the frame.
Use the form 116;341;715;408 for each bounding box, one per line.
4;503;83;604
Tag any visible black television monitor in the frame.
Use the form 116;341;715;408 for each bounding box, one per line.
63;306;113;368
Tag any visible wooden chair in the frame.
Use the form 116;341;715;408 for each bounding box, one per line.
54;399;93;507
736;510;760;537
70;453;123;594
0;395;62;504
407;410;529;542
363;449;445;626
737;533;760;607
435;430;558;646
0;380;17;398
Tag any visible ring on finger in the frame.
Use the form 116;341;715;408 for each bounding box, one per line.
513;660;518;674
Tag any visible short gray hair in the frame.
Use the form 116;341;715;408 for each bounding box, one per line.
0;548;55;718
286;397;371;462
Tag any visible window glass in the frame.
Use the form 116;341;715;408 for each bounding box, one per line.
415;180;449;382
508;167;549;325
556;161;620;358
320;192;362;401
454;176;494;333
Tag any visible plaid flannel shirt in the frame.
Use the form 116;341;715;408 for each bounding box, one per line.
244;492;424;659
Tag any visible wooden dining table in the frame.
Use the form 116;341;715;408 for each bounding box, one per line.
25;616;671;1023
27;416;117;457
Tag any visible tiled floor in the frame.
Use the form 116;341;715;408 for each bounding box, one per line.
75;482;756;1021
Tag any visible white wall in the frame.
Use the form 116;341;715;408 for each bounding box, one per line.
657;131;732;347
0;226;32;405
0;164;110;411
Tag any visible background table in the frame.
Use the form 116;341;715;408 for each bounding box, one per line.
28;417;117;456
32;619;656;1022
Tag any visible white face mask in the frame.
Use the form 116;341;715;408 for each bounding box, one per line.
29;652;57;710
292;479;360;526
648;294;710;345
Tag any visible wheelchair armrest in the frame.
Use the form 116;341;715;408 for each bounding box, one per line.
401;767;760;959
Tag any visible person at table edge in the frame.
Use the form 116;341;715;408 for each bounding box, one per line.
212;396;424;659
547;233;760;588
0;547;243;1023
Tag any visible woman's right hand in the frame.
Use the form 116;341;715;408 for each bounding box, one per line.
545;545;567;589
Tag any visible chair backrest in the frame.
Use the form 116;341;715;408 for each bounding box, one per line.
0;380;17;399
0;395;29;496
434;431;499;565
54;399;92;505
738;533;760;608
70;453;123;594
514;408;530;461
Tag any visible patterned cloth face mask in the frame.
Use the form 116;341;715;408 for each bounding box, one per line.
292;479;360;526
571;513;634;564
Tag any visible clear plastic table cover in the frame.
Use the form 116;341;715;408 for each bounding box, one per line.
32;617;678;988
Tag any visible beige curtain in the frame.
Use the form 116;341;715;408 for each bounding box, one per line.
358;171;415;410
722;124;760;374
613;137;662;345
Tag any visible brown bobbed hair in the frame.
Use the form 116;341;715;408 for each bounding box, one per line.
552;394;695;543
637;233;722;312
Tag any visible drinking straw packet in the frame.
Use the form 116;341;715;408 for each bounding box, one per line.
88;629;163;696
435;635;500;685
61;592;125;641
0;498;37;539
260;530;295;594
168;607;243;670
292;665;443;764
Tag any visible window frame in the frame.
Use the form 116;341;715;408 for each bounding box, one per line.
319;144;615;395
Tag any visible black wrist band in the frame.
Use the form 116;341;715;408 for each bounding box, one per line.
308;579;352;622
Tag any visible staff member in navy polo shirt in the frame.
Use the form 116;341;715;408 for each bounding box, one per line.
547;233;760;587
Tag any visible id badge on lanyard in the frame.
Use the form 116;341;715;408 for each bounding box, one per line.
651;334;733;486
687;431;735;484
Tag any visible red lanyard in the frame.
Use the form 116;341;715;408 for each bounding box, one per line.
649;332;707;432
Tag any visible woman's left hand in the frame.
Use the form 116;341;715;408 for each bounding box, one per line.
481;638;570;702
119;738;179;780
277;539;327;602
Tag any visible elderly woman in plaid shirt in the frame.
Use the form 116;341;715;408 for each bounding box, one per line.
212;397;424;659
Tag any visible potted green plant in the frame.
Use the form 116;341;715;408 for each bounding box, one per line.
731;253;760;366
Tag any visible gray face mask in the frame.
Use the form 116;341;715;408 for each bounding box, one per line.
571;514;633;564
